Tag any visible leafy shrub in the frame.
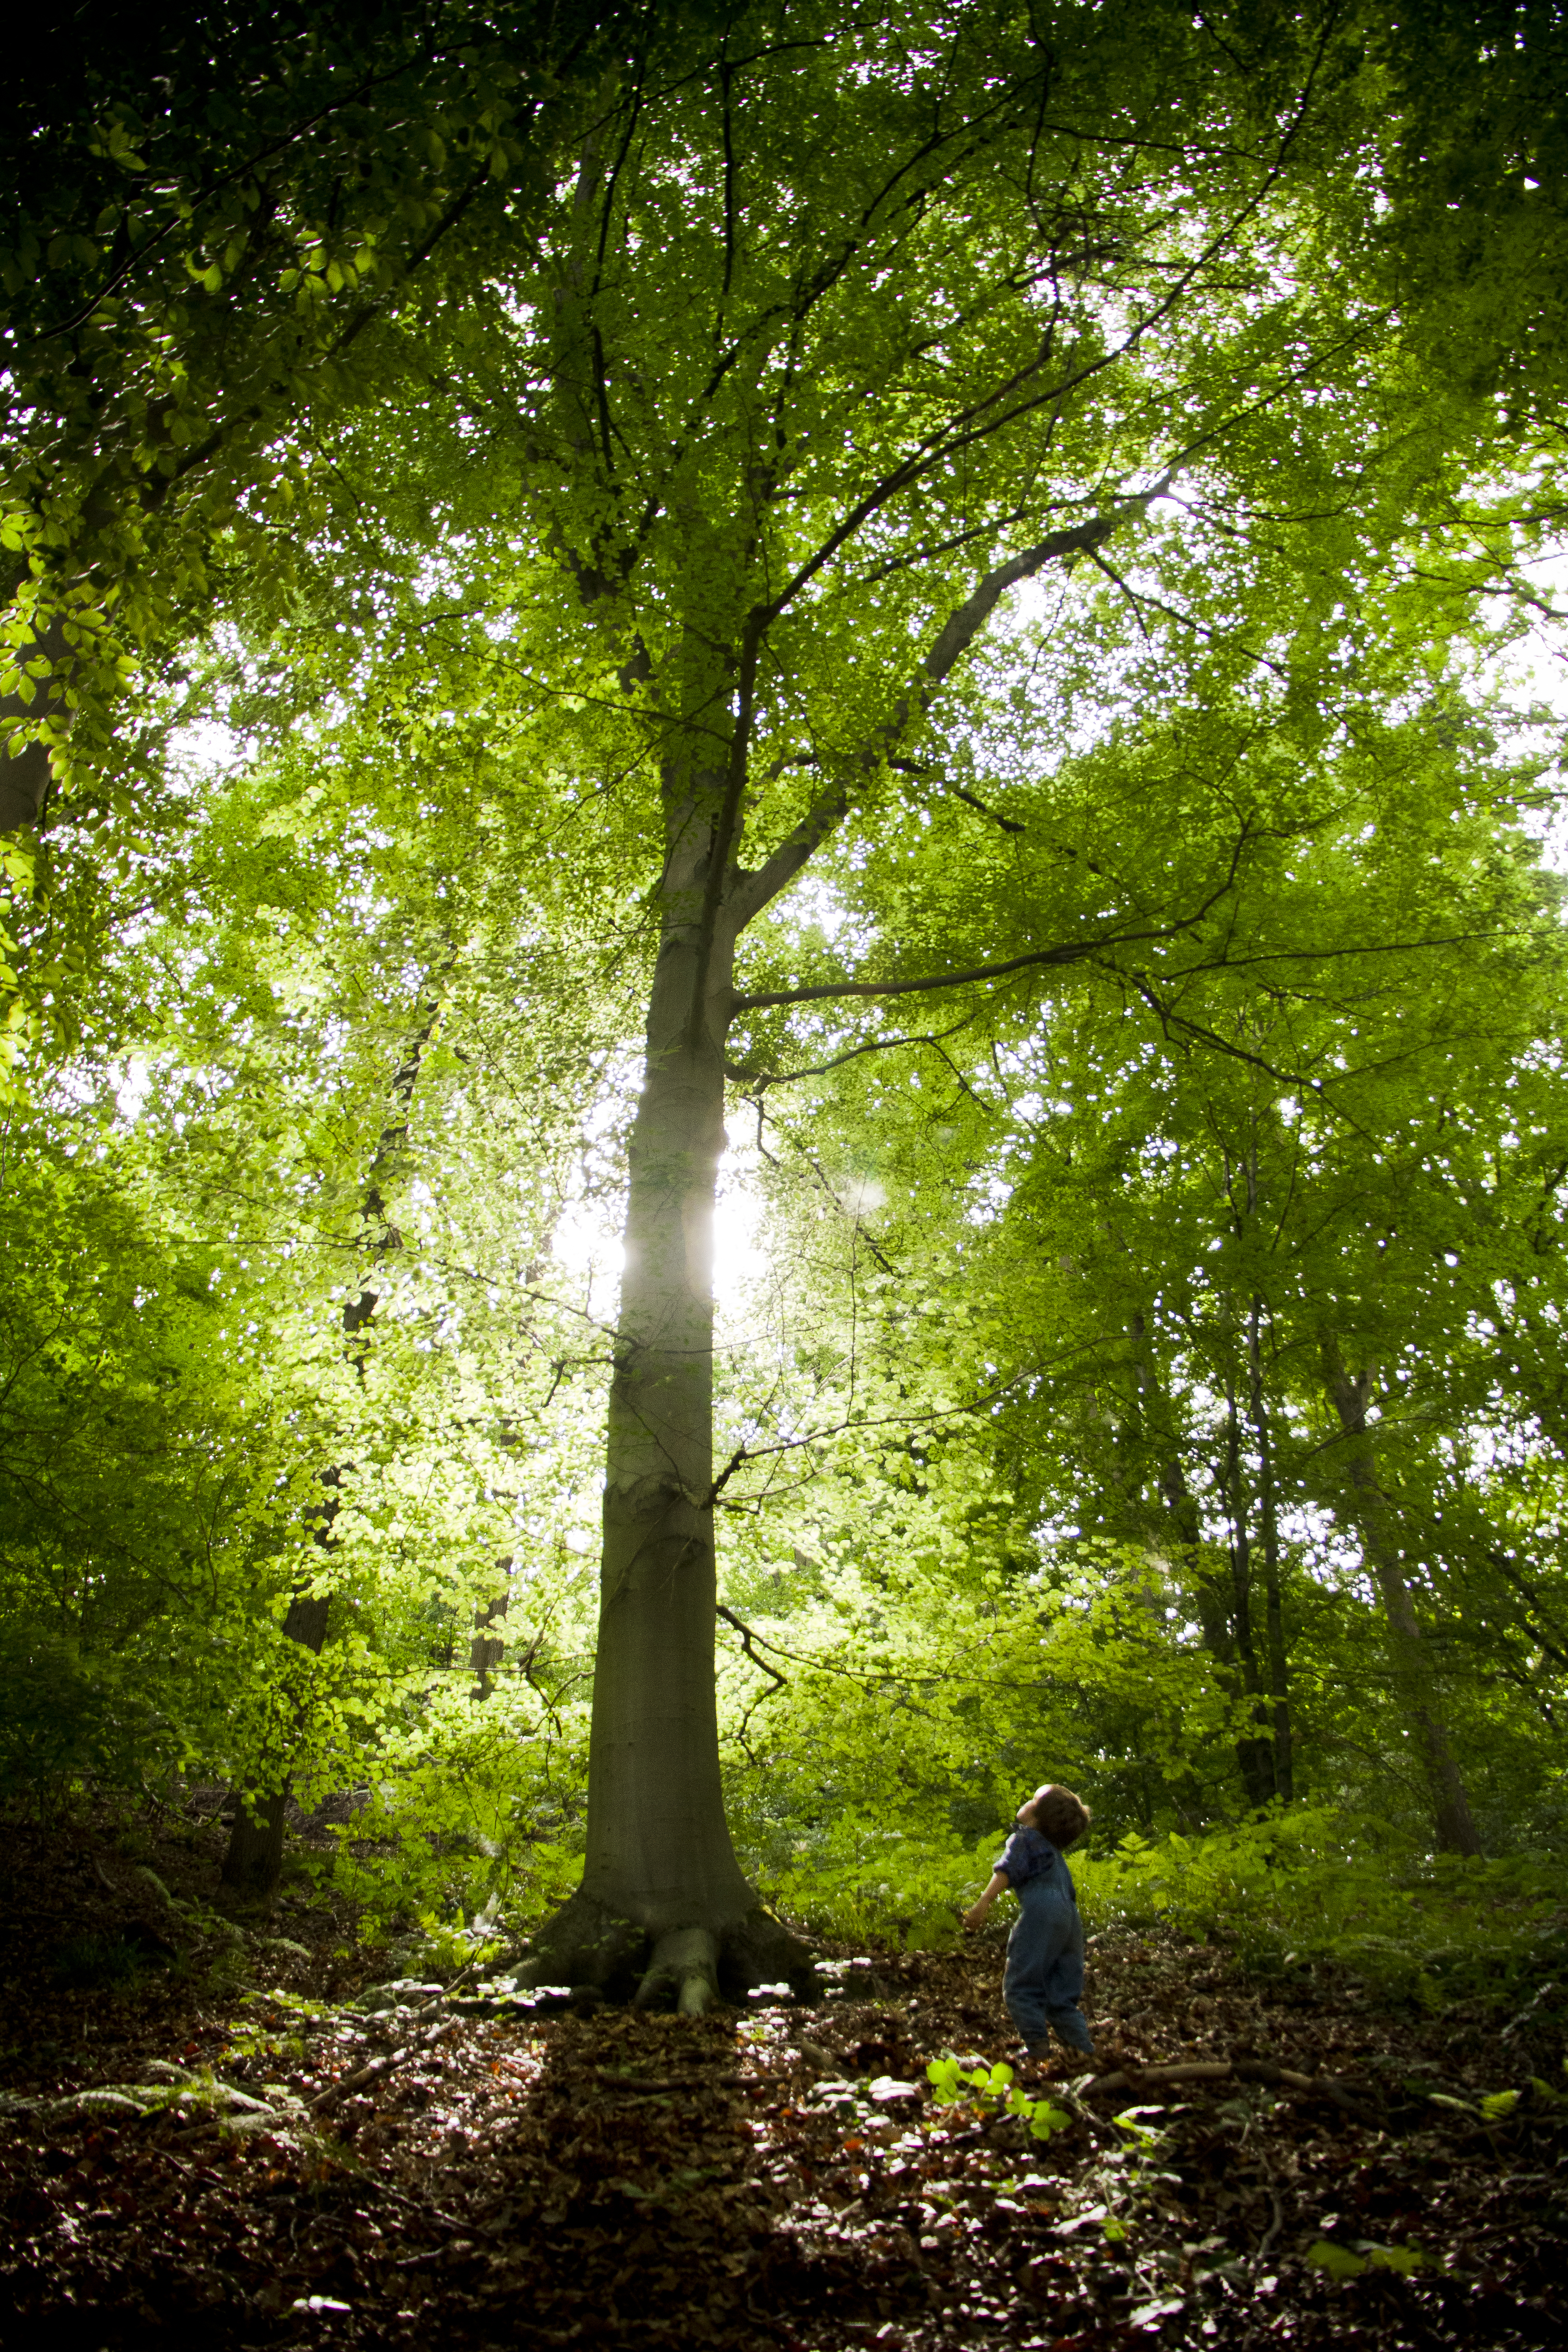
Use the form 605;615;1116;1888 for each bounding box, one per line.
1075;1809;1565;2009
760;1817;979;1950
310;1678;589;1945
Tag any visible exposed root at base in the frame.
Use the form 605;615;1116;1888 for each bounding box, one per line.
637;1926;717;2014
511;1891;814;2011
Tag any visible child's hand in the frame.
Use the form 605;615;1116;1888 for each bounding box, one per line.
961;1902;988;1933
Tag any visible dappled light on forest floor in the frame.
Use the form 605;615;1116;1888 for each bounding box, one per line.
1;1818;1563;2349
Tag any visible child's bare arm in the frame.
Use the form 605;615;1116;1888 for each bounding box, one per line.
962;1871;1009;1931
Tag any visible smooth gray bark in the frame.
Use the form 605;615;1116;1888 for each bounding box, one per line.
1222;1377;1280;1811
1245;1295;1294;1804
583;836;756;1936
470;1581;511;1699
0;615;66;833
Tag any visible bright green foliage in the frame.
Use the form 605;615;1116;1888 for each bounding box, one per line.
926;2053;1070;2139
0;4;1565;1969
0;3;630;1084
707;603;1568;1853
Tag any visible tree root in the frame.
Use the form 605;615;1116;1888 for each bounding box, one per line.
510;1891;816;2012
719;1903;816;2004
637;1927;717;2014
511;1894;649;2002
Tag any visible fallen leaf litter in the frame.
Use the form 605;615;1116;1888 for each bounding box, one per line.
0;1821;1563;2347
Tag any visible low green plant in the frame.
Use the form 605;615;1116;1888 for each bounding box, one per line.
925;2054;1071;2140
1308;2239;1426;2280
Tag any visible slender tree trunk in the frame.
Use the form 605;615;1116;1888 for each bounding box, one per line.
1323;1344;1483;1855
220;1593;330;1896
1129;1317;1267;1811
1246;1297;1293;1803
470;1574;511;1699
1223;1379;1277;1809
1153;1434;1276;1796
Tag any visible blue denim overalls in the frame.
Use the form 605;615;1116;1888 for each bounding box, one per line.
995;1825;1093;2055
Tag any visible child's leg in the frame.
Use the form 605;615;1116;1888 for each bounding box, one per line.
1040;1911;1093;2054
1044;2000;1094;2055
1002;1905;1054;2050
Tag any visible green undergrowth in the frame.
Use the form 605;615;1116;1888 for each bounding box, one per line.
761;1804;1566;2013
284;1681;589;1958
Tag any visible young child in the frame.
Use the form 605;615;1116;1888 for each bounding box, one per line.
962;1782;1094;2061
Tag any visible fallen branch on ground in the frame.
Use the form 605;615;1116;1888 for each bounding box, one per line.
591;2068;752;2093
310;2018;460;2112
1078;2056;1375;2122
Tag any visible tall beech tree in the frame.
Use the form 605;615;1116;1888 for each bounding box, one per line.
379;2;1549;2000
8;4;1565;1979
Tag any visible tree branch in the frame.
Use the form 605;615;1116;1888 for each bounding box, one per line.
733;818;1240;1011
715;1602;789;1688
724;492;1161;934
725;1008;982;1092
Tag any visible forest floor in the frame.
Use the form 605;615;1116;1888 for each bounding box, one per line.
0;1803;1563;2352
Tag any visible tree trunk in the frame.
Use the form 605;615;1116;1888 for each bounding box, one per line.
1127;1318;1273;1813
1129;1316;1277;1811
1223;1380;1279;1810
1323;1345;1483;1856
220;1593;330;1897
1152;1435;1279;1808
517;758;809;2009
1246;1297;1293;1803
470;1573;511;1699
589;988;751;1936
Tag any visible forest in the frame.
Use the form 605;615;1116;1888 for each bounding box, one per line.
1;3;1566;2347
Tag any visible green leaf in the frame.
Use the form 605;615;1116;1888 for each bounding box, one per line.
1308;2241;1367;2280
1367;2245;1427;2277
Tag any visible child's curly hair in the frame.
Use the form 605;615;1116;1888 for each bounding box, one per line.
1023;1783;1092;1850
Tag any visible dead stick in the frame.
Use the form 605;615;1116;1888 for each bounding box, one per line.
308;1959;481;2115
591;2068;752;2093
310;2018;459;2112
